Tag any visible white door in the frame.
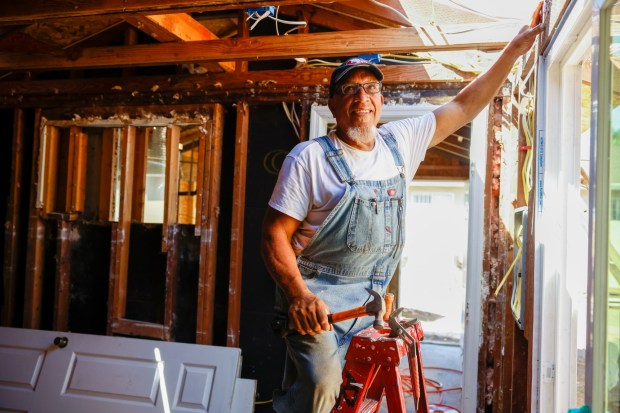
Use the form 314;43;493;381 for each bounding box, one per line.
0;327;253;413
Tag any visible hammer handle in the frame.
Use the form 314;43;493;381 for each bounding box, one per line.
328;306;368;324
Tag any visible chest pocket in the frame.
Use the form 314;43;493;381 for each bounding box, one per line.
347;196;403;253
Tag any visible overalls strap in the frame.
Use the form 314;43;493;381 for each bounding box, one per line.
378;129;406;176
315;136;355;184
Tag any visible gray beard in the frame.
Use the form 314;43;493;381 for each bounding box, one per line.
346;126;377;146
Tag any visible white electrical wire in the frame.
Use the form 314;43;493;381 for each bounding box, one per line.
282;102;300;139
268;15;307;26
246;8;307;32
367;0;414;26
247;10;271;30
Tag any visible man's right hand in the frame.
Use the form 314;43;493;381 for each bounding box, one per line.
288;291;332;335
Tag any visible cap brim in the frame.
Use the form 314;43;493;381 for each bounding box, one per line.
333;64;384;85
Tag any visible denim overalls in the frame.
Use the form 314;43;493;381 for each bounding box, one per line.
273;130;407;413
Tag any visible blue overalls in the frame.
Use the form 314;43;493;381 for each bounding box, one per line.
273;130;407;413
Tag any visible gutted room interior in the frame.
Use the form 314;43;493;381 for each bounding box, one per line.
0;0;617;412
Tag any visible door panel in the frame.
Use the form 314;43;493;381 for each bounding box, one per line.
0;327;251;413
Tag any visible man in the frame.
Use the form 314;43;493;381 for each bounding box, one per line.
261;23;544;413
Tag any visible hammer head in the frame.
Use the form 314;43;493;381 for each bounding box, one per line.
364;288;386;329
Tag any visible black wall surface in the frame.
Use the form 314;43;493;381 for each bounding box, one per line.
238;103;302;410
68;221;111;335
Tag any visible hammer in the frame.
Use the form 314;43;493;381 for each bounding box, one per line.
328;287;386;330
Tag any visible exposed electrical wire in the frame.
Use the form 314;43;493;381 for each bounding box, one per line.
282;102;300;140
494;224;523;296
367;0;414;26
246;9;307;33
522;106;534;203
399;365;463;412
247;9;271;30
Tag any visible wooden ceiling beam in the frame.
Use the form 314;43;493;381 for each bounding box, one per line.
0;27;507;70
0;64;474;99
279;6;383;31
0;0;347;25
314;1;411;28
124;13;235;72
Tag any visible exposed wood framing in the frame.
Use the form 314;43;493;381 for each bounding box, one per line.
110;318;167;339
196;104;224;345
0;28;506;71
0;0;346;24
123;13;235;73
41;126;60;214
299;100;310;142
477;99;499;411
0;65;474;108
2;109;25;326
61;128;74;211
280;5;382;31
122;25;139;78
314;2;408;28
53;220;71;331
478;96;530;412
23;110;44;328
496;92;517;412
163;125;181;251
107;125;136;334
98;128;115;221
194;128;206;238
69;127;88;212
235;9;249;73
227;101;249;348
131;128;147;222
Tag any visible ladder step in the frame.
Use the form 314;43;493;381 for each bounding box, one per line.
358;398;380;413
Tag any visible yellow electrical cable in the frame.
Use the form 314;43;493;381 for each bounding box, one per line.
494;225;523;296
521;107;533;205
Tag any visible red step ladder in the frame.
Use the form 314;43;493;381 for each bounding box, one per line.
332;319;429;413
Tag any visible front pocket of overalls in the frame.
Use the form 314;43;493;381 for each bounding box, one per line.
347;197;402;253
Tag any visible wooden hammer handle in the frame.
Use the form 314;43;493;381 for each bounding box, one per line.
328;306;368;324
383;293;394;322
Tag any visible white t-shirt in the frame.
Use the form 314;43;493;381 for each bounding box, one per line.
269;112;436;255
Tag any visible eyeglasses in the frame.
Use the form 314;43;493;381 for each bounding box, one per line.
337;81;383;95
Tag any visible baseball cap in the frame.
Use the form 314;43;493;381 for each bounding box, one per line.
329;57;384;97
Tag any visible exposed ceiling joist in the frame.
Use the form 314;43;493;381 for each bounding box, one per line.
0;64;474;97
0;27;506;71
0;64;473;107
316;0;411;28
123;13;235;72
279;6;383;31
0;0;346;25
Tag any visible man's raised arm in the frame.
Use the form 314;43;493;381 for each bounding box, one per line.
430;23;544;148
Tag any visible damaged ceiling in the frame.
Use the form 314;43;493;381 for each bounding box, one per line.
0;0;530;105
0;0;535;168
